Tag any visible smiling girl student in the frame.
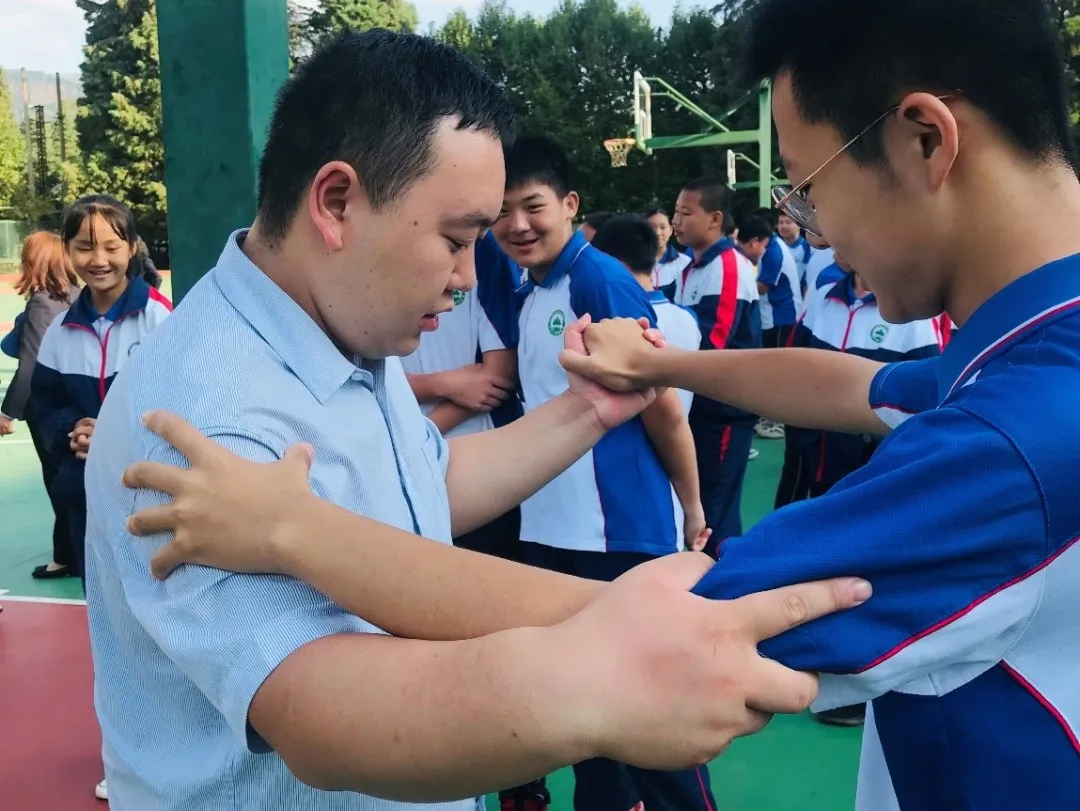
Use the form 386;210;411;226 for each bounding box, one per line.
32;194;173;587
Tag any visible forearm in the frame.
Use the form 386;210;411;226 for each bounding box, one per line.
276;494;603;640
406;372;447;403
641;392;699;509
428;401;473;434
445;392;605;535
648;347;887;434
256;627;589;800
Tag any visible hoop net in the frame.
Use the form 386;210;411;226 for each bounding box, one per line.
603;138;637;168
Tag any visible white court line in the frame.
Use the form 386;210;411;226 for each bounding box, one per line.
0;439;33;446
0;594;87;605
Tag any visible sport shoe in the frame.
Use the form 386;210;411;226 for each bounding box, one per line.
813;704;866;727
95;779;108;800
755;420;785;440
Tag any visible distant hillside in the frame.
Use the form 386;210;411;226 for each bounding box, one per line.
2;69;81;117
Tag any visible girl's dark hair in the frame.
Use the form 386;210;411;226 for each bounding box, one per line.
61;194;161;288
62;194;137;248
644;207;669;221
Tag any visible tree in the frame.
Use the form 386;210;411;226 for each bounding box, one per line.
76;0;166;241
0;68;26;212
307;0;419;46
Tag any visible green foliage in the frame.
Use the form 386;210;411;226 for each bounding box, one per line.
306;0;419;46
76;0;166;241
0;68;26;212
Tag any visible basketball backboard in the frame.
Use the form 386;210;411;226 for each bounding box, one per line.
633;70;653;154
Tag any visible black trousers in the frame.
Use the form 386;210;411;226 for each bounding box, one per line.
27;419;76;569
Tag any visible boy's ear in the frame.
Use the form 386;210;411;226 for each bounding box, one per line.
564;191;581;220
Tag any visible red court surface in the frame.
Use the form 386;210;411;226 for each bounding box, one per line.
0;598;107;810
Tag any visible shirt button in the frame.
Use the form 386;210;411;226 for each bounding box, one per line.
350;370;366;382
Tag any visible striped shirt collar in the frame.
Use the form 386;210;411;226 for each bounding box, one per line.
214;230;367;404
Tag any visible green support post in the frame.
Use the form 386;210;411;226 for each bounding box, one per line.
757;82;773;208
156;0;290;302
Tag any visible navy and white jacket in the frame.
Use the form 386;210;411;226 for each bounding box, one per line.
672;238;761;425
757;234;803;330
32;276;172;503
653;243;691;296
787;273;945;490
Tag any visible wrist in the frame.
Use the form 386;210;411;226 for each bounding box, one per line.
559;390;607;442
648;346;687;389
270;492;325;577
502;626;598;765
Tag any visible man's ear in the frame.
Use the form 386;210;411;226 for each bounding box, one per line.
307;160;364;251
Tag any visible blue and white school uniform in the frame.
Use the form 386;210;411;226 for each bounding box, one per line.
32;276;172;574
696;252;1080;811
516;230;718;811
757;234;803;336
400;232;520;438
653;243;691;299
784;273;943;497
671;238;761;542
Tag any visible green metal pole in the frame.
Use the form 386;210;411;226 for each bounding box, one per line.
156;0;290;302
758;82;773;208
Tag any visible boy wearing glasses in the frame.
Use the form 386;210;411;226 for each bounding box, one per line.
562;0;1080;809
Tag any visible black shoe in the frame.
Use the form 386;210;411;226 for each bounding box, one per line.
814;704;866;727
31;563;75;579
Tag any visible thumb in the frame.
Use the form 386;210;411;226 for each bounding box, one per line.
619;550;715;592
281;443;315;480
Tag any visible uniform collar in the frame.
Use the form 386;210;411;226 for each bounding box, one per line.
64;275;150;327
659;244;680;264
824;273;875;308
647;289;668;305
691;238;735;268
520;229;590;293
214;230;370;404
940;252;1080;398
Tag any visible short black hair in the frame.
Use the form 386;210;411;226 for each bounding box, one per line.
736;216;773;243
644;206;669;221
583;211;617;231
744;0;1073;166
751;207;777;230
257;29;516;241
591;214;659;275
504;135;572;197
682;177;731;216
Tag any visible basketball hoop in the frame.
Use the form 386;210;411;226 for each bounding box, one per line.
603;138;638;168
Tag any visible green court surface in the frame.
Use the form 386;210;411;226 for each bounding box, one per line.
0;273;859;810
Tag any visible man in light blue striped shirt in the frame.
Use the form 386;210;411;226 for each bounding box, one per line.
84;29;868;811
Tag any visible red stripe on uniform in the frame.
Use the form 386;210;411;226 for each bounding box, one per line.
708;248;739;349
148;287;174;312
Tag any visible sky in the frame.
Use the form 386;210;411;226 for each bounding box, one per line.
0;0;686;75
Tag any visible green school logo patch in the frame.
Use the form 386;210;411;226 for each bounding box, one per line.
870;324;889;344
452;290;466;307
548;309;566;336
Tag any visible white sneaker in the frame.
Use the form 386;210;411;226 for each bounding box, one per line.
95;779;108;800
755;420;785;440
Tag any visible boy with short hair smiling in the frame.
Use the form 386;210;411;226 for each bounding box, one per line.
493;137;716;811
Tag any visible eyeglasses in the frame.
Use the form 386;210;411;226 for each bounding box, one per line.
772;93;960;237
